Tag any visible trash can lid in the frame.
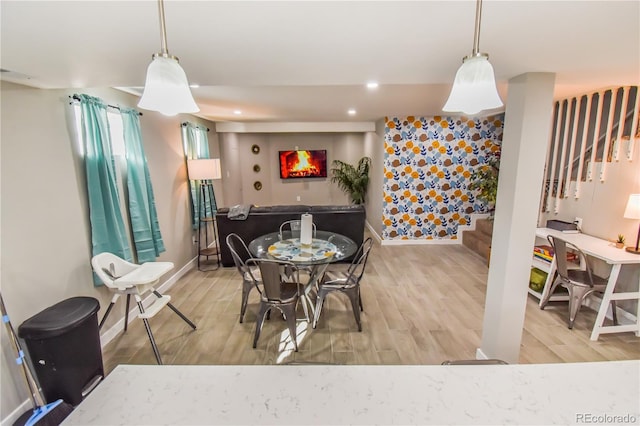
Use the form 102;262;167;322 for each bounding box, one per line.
18;297;100;340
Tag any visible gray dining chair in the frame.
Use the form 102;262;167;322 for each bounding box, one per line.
312;237;373;331
226;233;262;323
279;220;317;240
541;235;618;329
246;258;303;351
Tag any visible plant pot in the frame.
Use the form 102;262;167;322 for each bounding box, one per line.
615;242;624;249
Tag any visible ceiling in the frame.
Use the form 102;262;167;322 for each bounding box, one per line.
1;1;639;123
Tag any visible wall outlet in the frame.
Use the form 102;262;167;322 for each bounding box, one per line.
296;195;301;202
574;217;583;230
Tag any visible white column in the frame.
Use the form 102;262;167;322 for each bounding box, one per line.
479;73;556;363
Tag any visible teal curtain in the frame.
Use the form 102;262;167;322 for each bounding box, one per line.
78;94;132;284
121;108;166;262
182;123;211;228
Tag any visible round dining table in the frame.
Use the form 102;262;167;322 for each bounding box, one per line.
248;230;358;265
248;230;358;321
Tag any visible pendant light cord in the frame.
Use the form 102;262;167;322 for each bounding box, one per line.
158;0;169;55
472;0;482;56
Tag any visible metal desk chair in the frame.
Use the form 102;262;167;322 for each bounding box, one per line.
541;235;618;329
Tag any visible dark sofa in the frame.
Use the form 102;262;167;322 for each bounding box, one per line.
216;205;366;267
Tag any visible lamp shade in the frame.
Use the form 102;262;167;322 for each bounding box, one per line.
138;55;199;116
442;54;503;115
187;159;221;181
623;194;640;219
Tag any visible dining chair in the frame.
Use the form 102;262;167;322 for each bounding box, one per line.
245;258;303;351
312;237;373;331
91;252;197;365
540;235;618;329
279;220;317;240
226;233;264;323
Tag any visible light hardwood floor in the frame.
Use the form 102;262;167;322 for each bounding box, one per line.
102;236;640;373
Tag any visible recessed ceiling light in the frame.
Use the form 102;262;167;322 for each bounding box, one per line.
366;82;379;89
189;84;200;88
348;109;357;115
234;110;242;115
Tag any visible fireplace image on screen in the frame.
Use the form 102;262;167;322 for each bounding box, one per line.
279;150;327;179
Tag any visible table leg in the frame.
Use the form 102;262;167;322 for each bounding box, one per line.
300;262;333;322
590;264;621;341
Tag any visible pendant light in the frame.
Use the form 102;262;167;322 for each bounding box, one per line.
442;0;503;115
138;0;199;116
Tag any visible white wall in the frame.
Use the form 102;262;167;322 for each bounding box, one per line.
218;132;368;206
363;119;385;238
539;155;640;244
538;139;640;305
0;82;218;422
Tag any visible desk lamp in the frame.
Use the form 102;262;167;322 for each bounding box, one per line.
624;193;640;254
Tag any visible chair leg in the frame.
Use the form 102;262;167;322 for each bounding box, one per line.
98;294;120;331
153;290;197;330
358;288;364;312
253;303;270;349
312;289;327;329
540;275;561;310
345;288;362;332
240;281;252;323
136;298;163;365
281;303;299;352
567;286;591;329
124;294;131;332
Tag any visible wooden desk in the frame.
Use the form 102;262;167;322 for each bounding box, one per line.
536;228;640;340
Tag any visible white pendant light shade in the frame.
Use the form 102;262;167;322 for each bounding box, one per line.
443;55;503;115
138;55;199;116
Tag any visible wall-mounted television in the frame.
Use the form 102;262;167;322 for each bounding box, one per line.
279;150;328;179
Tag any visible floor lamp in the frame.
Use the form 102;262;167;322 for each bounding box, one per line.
187;158;222;270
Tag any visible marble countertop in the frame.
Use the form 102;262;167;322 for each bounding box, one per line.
63;361;639;425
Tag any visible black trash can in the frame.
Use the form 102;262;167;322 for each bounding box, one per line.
18;297;104;406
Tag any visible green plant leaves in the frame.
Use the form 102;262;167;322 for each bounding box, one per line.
330;157;371;204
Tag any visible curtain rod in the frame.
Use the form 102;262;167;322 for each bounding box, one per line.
68;95;143;116
181;122;210;132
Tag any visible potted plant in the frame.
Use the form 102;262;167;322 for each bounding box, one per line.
615;234;625;249
330;157;371;204
469;150;501;216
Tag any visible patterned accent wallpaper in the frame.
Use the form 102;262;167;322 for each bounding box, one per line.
383;115;504;240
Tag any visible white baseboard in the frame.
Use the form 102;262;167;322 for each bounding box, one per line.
1;399;31;426
98;257;197;349
364;220;382;244
381;238;461;246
